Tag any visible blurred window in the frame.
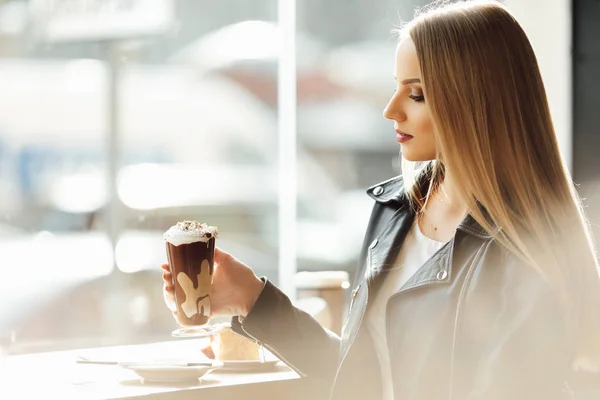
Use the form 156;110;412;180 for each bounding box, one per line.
0;0;424;354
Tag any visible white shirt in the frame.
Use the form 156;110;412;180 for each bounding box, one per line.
366;220;447;400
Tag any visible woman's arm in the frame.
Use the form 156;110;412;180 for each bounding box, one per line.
455;258;572;400
162;247;344;398
231;279;342;388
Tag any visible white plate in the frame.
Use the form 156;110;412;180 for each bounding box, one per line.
123;362;222;382
219;359;280;372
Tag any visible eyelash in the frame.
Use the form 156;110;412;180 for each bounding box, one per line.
393;89;425;103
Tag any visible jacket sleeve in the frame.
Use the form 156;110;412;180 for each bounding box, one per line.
456;259;574;400
230;279;342;391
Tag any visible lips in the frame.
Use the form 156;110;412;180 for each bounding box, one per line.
395;129;414;144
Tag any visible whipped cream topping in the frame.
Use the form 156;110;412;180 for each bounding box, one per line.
163;221;218;246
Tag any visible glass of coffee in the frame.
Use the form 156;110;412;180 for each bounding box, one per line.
164;221;219;338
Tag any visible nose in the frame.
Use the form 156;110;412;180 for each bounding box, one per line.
383;93;406;122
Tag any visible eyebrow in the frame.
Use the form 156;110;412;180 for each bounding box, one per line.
394;77;421;85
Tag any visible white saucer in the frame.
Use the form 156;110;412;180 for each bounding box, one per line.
123;362;222;382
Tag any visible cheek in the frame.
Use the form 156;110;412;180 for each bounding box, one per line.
413;110;435;140
415;111;437;156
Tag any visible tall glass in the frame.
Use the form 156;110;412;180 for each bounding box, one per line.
164;221;219;337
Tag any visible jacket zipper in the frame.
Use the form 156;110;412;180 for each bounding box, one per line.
348;285;360;314
333;248;373;386
330;206;409;393
329;284;368;399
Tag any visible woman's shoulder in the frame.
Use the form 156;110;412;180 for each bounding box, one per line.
470;238;559;304
460;238;569;347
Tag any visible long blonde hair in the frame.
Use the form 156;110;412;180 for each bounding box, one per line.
401;0;600;363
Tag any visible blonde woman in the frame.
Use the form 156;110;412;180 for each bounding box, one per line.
161;1;600;399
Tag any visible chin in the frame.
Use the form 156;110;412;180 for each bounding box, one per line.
401;151;436;162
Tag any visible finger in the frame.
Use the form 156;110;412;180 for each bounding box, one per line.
162;272;173;283
165;298;177;313
164;283;174;293
160;263;170;272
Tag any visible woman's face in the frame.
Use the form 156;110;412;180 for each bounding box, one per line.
383;38;437;161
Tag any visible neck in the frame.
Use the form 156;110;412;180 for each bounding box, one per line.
418;166;469;241
438;169;468;213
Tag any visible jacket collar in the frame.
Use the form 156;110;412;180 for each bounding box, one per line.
366;175;410;204
366;175;495;240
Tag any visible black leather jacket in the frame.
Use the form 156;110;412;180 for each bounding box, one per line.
232;175;575;400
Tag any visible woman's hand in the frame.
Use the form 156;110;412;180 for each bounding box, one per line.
160;263;178;320
160;247;264;318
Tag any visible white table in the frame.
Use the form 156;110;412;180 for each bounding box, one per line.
0;339;303;400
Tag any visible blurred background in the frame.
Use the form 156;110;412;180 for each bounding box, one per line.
0;0;596;355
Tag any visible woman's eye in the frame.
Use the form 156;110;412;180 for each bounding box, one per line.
408;94;425;103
